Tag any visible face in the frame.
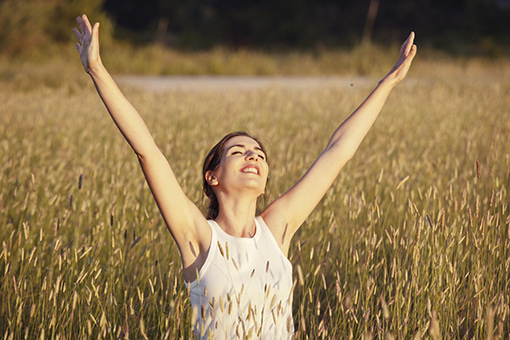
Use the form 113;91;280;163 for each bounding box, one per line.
207;136;268;196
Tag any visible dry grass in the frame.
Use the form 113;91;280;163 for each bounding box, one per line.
0;59;509;339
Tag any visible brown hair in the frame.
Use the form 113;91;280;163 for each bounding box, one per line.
202;131;267;220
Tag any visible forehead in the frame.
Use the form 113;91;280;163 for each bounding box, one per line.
224;136;262;150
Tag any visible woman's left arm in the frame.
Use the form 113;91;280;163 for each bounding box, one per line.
262;32;417;252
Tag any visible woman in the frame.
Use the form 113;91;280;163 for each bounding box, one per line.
73;14;416;339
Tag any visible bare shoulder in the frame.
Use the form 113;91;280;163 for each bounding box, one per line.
260;201;294;254
173;208;213;281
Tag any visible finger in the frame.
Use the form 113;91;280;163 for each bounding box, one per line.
92;22;100;37
402;32;415;56
75;16;84;36
73;27;82;40
77;19;88;37
405;32;415;55
399;32;412;55
408;44;417;60
402;44;417;71
75;43;81;53
92;22;100;44
81;14;93;33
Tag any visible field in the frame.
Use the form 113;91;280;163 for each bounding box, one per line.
1;57;509;339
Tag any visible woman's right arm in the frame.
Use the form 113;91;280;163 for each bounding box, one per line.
73;15;210;271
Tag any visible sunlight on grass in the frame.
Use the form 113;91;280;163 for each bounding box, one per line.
0;59;509;338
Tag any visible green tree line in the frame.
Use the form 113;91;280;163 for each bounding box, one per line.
1;0;509;56
0;0;110;55
105;0;510;50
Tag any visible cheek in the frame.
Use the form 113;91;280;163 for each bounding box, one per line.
216;159;237;181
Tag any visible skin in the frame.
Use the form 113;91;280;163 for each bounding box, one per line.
74;14;417;282
206;135;269;238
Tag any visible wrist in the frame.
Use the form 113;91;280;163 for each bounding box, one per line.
378;75;398;89
87;58;105;77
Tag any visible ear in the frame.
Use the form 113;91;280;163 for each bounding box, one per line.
205;170;218;186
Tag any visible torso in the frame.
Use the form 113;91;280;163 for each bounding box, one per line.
186;216;294;339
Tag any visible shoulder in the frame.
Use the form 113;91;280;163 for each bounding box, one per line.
181;218;214;282
257;212;291;256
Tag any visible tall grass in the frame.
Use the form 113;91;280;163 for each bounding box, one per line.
0;63;509;338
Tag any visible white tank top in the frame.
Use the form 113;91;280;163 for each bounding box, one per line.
187;216;294;339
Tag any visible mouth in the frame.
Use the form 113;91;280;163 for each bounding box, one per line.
241;166;260;175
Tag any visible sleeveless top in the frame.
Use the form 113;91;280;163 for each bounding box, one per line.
187;216;294;339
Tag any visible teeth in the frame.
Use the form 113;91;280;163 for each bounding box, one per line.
242;167;258;174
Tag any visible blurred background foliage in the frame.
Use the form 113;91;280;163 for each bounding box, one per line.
0;0;509;75
0;0;112;56
103;0;510;55
2;0;510;53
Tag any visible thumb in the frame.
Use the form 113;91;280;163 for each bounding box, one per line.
92;22;100;42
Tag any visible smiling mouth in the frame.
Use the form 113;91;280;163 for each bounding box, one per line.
241;167;259;175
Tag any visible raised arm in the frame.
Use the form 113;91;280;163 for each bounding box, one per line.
73;15;157;157
262;32;417;253
73;15;210;276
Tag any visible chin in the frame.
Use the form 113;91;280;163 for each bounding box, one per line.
242;183;266;196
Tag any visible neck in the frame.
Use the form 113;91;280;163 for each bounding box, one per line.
214;193;258;238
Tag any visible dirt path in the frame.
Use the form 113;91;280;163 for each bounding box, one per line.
115;75;376;92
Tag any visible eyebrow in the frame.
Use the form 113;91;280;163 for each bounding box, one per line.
226;144;265;154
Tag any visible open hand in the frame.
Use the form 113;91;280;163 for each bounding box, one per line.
385;32;417;85
73;14;102;73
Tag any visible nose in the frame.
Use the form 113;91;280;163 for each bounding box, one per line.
245;150;258;161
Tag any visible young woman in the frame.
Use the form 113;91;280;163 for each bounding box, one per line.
73;14;416;339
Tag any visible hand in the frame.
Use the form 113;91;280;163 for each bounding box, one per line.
384;32;417;85
73;14;102;73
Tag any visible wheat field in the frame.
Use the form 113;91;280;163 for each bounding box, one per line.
1;63;509;339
